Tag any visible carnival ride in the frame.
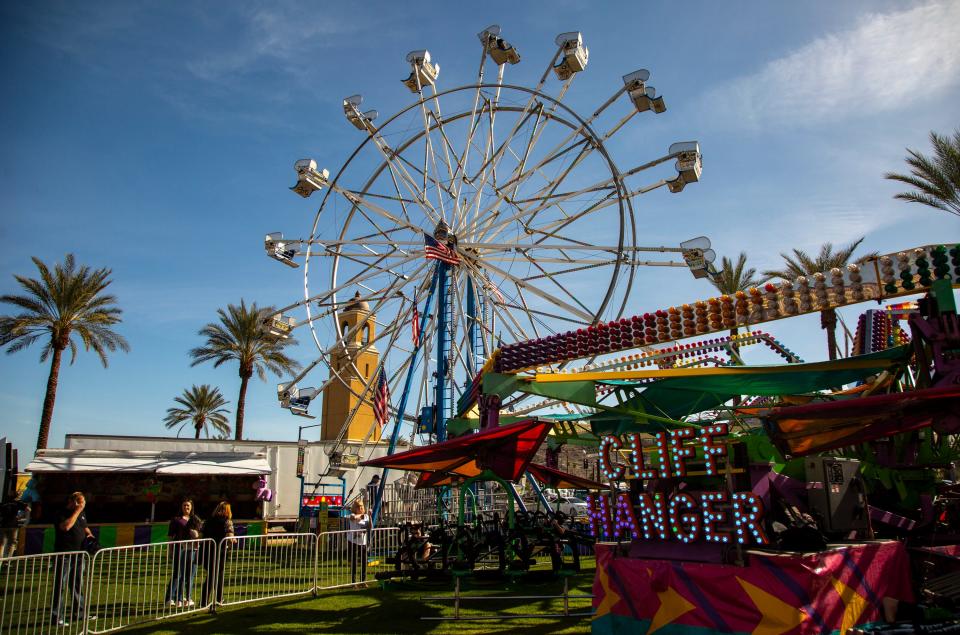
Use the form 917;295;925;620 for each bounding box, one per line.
261;23;960;627
265;25;711;512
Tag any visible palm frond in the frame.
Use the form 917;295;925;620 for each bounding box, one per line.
709;252;768;295
885;128;960;217
163;384;232;438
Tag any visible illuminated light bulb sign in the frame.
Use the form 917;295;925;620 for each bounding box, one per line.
587;427;769;546
599;435;625;481
668;492;701;543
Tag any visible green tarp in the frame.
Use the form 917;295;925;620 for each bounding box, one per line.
484;346;910;435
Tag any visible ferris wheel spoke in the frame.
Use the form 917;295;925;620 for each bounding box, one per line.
495;87;629;205
471;99;542;190
316;228;420;248
451;47;496;224
347;189;418;206
411;71;458;225
527;167;676;251
460;104;542;231
511;285;544;339
331;185;424;235
393;150;459;211
493;302;588;326
415;95;449;223
477;255;613;266
474;256;593;324
428;113;468;198
490;292;534;342
497;78;577;207
506;178;613;205
327;249;413;284
471;175;617;246
466;148;622;243
320;268;429;354
454;95;497;232
427;87;458;185
313;252;424;307
276;252;420;317
522;260;617;281
477;134;592;211
470;91;583;231
515;249;595;319
361;125;443;226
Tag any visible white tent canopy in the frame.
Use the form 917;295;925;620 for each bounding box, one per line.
26;449;272;476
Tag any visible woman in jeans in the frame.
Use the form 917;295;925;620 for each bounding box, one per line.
201;501;235;607
165;499;201;607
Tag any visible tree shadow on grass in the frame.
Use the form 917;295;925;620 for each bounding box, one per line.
120;576;594;635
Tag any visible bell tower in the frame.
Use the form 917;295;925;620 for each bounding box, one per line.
321;292;382;442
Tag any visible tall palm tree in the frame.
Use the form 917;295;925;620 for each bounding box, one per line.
0;254;129;450
708;252;768;359
763;238;878;360
163;384;231;439
190;300;300;440
885;129;960;218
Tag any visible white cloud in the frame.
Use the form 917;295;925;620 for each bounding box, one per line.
703;2;960;129
186;5;357;81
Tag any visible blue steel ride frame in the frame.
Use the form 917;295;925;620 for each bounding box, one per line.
371;265;441;525
434;261;450;443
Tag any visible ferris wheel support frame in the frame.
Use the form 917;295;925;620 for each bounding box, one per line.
435;261;451;444
372;264;441;525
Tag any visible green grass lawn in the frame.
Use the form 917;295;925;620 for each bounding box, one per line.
121;560;596;634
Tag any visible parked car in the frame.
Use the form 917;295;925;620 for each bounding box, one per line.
554;496;588;517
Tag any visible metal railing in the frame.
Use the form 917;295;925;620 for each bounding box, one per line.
86;539;216;634
0;550;91;634
316;529;368;590
377;484;510;526
218;533;317;608
3;524;557;633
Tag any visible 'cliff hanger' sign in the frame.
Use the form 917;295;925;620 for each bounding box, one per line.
585;424;769;545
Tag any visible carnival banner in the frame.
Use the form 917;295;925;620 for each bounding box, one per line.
592;541;913;634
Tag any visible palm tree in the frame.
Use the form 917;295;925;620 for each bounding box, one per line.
763;238;878;360
190;300;300;440
885;129;960;218
0;255;129;450
163;384;231;439
708;252;768;360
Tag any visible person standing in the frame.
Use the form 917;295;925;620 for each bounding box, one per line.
165;499;201;608
346;499;370;584
201;501;235;607
365;474;381;515
0;499;26;558
51;492;94;627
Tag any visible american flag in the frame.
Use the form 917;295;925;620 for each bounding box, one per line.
412;304;421;348
424;234;460;265
373;368;390;428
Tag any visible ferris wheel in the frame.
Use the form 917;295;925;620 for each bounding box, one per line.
263;26;704;452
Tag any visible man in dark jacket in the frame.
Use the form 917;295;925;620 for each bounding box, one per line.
51;492;95;626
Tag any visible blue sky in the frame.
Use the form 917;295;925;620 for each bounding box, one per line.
1;1;957;457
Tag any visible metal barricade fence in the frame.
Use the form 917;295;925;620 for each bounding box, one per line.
315;527;400;590
0;550;90;635
316;529;367;590
368;527;399;580
217;533;317;608
379;484;510;526
85;538;216;634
